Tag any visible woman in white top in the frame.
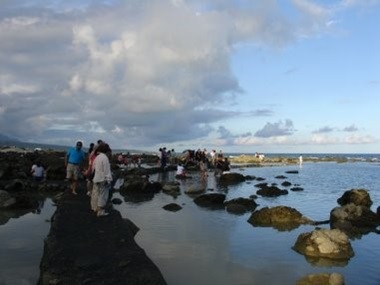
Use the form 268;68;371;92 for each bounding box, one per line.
91;144;113;217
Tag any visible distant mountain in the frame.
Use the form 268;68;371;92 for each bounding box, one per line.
0;133;20;142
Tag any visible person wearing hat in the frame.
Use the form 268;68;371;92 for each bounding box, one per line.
65;140;86;195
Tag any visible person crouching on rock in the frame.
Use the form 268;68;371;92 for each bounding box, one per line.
91;143;113;217
175;163;190;179
31;161;45;182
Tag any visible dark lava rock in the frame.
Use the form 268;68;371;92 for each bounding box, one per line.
162;203;182;212
290;187;304;192
193;193;226;209
38;191;166;285
337;189;373;208
219;172;246;184
281;181;292;187
256;185;288;197
275;175;287;179
224;197;258;214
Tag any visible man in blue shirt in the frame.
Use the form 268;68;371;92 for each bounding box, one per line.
65;140;86;195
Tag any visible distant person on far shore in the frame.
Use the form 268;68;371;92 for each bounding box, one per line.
299;154;303;166
65;140;86;195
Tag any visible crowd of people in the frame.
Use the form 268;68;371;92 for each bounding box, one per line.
31;140;232;218
64;139;113;217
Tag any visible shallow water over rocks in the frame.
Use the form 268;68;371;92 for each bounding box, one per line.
1;161;380;285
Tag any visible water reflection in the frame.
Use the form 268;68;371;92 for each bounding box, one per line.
301;255;350;267
1;162;380;285
114;162;380;285
0;198;56;285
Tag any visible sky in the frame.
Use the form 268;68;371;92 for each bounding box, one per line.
0;0;379;153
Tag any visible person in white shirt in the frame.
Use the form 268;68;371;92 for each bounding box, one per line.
31;161;45;182
175;163;191;179
91;144;113;217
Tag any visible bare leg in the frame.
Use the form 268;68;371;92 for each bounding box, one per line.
71;180;78;194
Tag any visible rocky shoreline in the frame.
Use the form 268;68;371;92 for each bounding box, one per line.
1;147;380;285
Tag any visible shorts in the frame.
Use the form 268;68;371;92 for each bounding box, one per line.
66;163;80;180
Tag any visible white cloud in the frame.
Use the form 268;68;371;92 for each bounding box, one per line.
0;0;376;150
254;119;295;138
310;134;340;144
344;134;375;144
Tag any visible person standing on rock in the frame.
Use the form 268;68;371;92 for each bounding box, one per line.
91;143;113;217
65;140;86;195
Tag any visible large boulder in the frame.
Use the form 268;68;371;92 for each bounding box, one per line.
330;203;380;237
293;229;354;261
337;189;372;208
248;206;312;231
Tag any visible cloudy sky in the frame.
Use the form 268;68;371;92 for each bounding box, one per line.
0;0;379;153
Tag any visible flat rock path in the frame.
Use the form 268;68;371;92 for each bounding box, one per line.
38;184;167;285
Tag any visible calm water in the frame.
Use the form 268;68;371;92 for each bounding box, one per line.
1;161;380;285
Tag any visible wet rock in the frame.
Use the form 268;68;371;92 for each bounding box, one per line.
162;182;181;197
285;170;299;174
255;184;288;197
248;206;312;231
224;197;258;214
184;186;205;195
337;189;372;208
281;181;292;187
293;228;354;261
290;187;304;192
193;193;226;209
4;179;28;192
120;175;162;194
163;203;182;212
330;203;380;237
275;175;287;179
219;172;246;184
225;204;246;215
0;190;16;208
111;198;123;205
244;175;256;180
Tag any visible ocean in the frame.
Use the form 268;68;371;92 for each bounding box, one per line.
1;158;380;285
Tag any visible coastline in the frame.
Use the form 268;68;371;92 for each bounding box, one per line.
2;145;377;284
